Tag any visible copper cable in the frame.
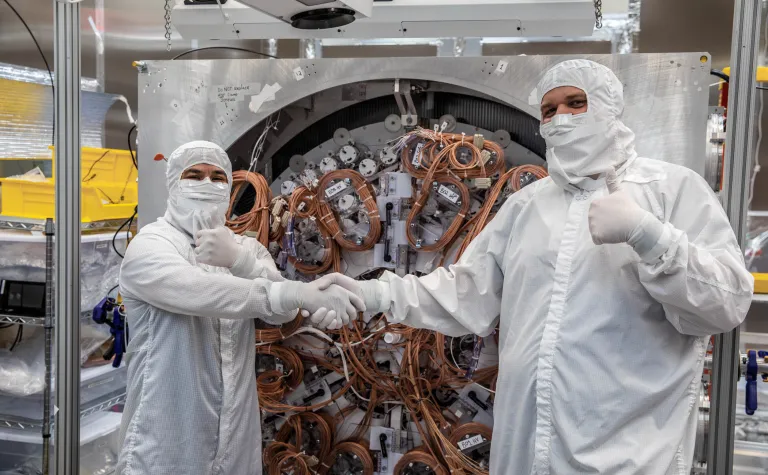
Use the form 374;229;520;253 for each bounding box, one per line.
448;422;493;446
393;449;449;475
287;186;339;275
317;170;382;251
319;441;375;475
226;170;272;245
255;313;304;344
405;171;471;252
256;345;305;389
275;412;334;461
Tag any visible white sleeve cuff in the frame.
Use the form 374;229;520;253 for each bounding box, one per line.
377;280;392;313
268;281;289;315
637;223;674;264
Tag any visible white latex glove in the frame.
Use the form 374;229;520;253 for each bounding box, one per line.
315;273;390;314
305;307;342;330
269;277;365;326
588;169;665;257
194;227;244;269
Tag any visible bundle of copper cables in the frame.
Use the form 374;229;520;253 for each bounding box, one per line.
287;186;341;275
255;313;305;344
401;130;506;180
317;170;382;251
255;315;499;475
394;450;449;475
226;170;272;246
399;130;510;252
319;441;375;475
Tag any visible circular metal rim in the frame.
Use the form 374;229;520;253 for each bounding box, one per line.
290;8;357;30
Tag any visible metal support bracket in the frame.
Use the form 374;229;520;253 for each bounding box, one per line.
53;0;83;473
707;1;762;474
394;79;418;128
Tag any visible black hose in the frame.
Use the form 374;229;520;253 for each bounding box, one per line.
710;69;730;83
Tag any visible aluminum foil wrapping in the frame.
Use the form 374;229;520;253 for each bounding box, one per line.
0;62;119;159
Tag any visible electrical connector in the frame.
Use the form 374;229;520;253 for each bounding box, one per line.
473;134;485;149
471;178;492;190
480;150;492;164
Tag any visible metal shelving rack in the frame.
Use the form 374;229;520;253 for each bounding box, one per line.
0;393;127;432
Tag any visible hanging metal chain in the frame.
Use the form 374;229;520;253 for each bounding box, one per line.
594;0;603;29
164;0;173;52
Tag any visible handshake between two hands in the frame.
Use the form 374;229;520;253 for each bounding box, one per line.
192;226;383;331
288;274;383;331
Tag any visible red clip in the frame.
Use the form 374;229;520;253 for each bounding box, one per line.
154;153;167;162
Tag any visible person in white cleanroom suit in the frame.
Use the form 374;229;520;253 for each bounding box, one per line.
341;60;754;474
116;141;364;475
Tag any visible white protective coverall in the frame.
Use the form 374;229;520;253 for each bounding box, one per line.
117;141;294;475
369;60;754;473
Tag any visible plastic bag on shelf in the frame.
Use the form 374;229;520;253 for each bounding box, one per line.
0;332;44;397
0;322;111;397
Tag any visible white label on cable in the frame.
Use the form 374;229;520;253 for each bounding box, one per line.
437;185;460;204
495;60;509;75
310;365;318;374
325;181;349;199
411;143;425;167
275;363;284;373
293;67;305;81
454;409;463;418
457;434;485;451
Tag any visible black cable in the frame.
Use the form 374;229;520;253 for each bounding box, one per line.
9;325;23;352
112;206;137;259
82;150;111;182
758;86;768;91
128;125;138;169
3;0;55;145
107;283;120;296
126;210;135;243
171;46;279;60
711;69;730;83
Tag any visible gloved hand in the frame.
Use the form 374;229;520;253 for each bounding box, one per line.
313;273;390;314
194;227;244;269
588;169;665;257
304;307;342;330
269;276;366;326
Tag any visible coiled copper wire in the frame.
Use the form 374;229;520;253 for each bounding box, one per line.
319;441;375;475
317;170;382;251
226;170;272;245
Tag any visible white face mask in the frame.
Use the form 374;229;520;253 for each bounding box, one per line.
166;178;230;240
540;112;618;189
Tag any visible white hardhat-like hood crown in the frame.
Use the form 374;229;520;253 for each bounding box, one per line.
163;140;233;240
534;59;638;190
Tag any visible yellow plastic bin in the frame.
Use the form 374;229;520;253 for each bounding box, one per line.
753;273;768;294
0;178;137;222
50;146;137;186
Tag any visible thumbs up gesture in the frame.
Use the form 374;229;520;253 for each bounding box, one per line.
588;169;656;246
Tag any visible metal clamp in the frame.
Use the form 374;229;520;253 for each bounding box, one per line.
394;80;418;127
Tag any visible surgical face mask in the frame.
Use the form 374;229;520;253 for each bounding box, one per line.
540;111;618;188
166;177;231;240
177;178;229;203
